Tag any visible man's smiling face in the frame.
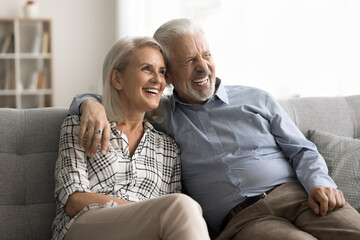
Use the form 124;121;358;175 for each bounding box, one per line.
166;33;216;104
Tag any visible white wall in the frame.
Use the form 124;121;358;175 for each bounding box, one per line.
1;0;359;105
205;0;360;99
115;0;360;99
0;0;117;107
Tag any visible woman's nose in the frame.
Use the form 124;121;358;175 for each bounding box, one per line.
152;72;163;84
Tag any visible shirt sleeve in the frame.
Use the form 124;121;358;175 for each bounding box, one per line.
265;93;337;193
68;93;103;115
54;116;92;209
169;148;182;193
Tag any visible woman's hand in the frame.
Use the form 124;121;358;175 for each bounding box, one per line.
78;100;110;157
65;192;132;218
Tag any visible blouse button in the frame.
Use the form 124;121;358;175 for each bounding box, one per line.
248;118;253;123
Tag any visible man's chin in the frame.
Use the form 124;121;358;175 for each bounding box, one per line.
190;88;214;103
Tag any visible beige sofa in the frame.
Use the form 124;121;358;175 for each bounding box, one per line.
0;95;359;240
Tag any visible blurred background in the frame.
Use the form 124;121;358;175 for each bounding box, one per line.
0;0;359;107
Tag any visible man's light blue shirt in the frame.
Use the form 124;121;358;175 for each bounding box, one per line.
69;79;336;237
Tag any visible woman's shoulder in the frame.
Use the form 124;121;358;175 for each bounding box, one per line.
62;115;81;124
59;116;82;137
60;115;82;130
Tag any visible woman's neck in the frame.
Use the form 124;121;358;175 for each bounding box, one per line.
115;114;145;157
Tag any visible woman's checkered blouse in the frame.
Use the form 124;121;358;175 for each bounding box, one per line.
52;116;181;240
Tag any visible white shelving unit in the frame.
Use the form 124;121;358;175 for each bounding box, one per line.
0;18;53;108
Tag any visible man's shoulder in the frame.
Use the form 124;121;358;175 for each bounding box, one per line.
160;94;172;104
159;94;173;113
224;85;270;99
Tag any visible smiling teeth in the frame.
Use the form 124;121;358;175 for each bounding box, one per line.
144;89;159;94
192;76;208;85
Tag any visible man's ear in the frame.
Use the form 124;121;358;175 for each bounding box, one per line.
110;69;122;90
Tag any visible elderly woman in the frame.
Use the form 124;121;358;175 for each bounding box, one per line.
52;37;210;240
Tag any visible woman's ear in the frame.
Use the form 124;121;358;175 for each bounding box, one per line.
110;69;122;90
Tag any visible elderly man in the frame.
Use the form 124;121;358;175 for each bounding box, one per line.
69;18;360;239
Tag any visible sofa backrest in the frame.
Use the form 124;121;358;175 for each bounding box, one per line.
279;95;360;138
0;107;68;240
0;95;359;240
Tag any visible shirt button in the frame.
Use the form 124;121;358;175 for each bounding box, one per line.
248;118;253;123
217;148;221;153
208;127;212;132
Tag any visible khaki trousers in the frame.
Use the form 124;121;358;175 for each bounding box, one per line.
64;193;210;240
217;181;360;240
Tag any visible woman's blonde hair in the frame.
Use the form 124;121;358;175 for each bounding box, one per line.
102;36;166;123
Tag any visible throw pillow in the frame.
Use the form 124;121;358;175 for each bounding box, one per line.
309;130;360;212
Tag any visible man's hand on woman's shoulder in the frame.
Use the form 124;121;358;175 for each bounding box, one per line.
78;99;110;157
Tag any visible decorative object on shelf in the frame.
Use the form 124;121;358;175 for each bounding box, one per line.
23;1;39;19
0;18;53;108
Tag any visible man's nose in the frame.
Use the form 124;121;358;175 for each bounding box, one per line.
196;58;209;72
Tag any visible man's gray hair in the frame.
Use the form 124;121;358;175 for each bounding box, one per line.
153;18;207;70
102;36;165;123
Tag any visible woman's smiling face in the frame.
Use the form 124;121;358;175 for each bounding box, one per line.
113;46;166;113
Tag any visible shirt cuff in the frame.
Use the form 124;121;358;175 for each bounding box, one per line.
302;174;338;193
68;93;102;115
57;182;91;209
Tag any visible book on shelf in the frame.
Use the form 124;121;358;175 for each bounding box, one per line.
0;70;5;89
2;69;15;90
27;70;47;90
0;35;9;53
0;33;14;53
36;71;46;89
7;34;15;53
32;31;50;54
32;33;42;53
41;32;50;53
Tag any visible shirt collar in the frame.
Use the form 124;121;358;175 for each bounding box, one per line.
110;119;154;134
170;77;229;112
214;78;229;105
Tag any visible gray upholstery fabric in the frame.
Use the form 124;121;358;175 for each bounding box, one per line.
0;95;359;239
0;108;68;240
309;130;360;212
278;95;360;138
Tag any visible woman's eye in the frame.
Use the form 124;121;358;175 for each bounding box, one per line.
159;69;166;76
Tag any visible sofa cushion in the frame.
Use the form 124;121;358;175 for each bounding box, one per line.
0;108;68;240
309;130;360;212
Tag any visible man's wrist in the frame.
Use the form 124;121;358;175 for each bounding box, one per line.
68;93;103;116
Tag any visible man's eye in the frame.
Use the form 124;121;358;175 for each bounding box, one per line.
143;66;151;72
